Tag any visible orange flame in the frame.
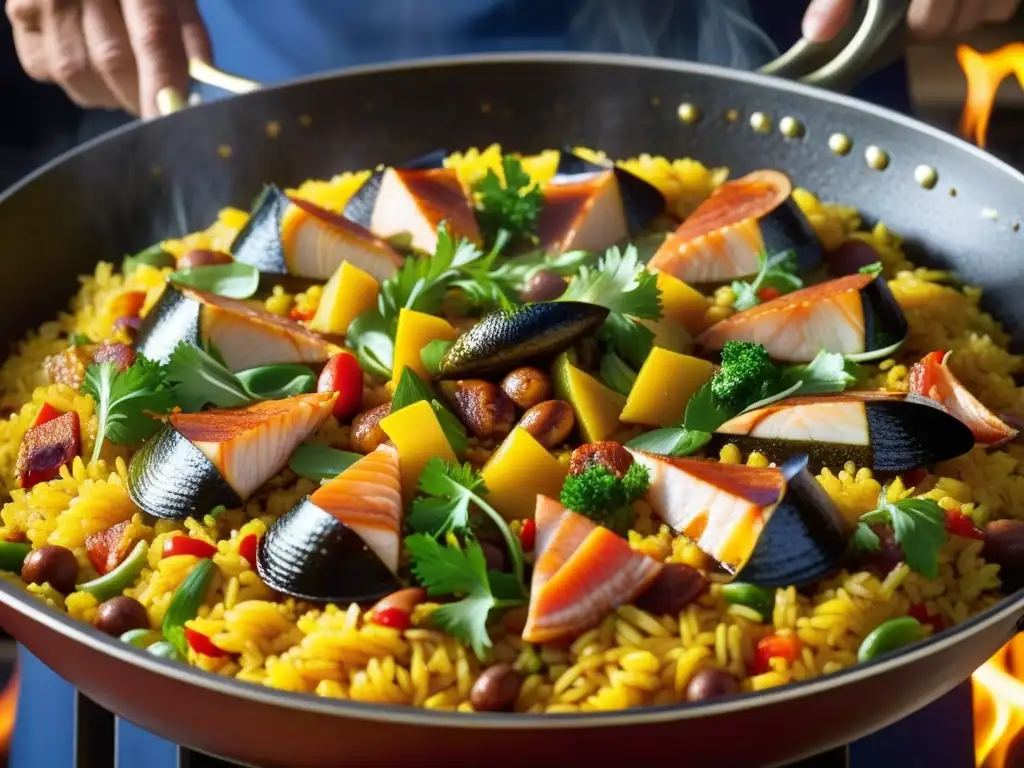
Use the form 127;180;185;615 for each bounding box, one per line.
974;637;1024;768
0;670;18;756
957;44;1024;148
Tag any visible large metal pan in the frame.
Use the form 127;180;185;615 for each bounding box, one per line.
2;25;1024;768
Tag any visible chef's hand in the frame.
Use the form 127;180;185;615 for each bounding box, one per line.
803;0;1022;42
5;0;210;118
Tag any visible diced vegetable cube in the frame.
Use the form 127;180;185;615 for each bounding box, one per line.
390;309;459;387
552;352;626;443
656;272;712;334
620;348;714;427
481;428;568;520
309;261;380;336
380;400;456;502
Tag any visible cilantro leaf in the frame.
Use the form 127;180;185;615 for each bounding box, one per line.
855;494;946;579
626;427;712;457
780;351;861;396
596;313;655;371
730;250;802;312
853;522;882;552
432;593;498;660
164;342;251;411
475;155;544;247
83;357;176;463
559;245;662;320
683;383;741;433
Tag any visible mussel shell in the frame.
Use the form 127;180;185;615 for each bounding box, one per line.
737;455;851;587
437;301;610;379
342;149;448;229
134;283;202;364
229;185;290;274
862;276;909;358
127;424;241;520
556;149;665;235
758;196;823;273
257;497;400;603
712;393;975;473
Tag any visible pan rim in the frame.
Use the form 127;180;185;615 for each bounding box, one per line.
1;51;1022;730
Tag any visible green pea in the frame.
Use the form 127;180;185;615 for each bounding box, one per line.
120;629;161;649
720;582;775;621
857;617;924;663
146;640;184;661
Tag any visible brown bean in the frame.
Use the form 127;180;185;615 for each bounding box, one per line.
350;403;391;454
517;400;575;449
470;664;523;712
634;564;708;616
520;270;567;302
94;596;150;637
983;519;1024;579
178;249;233;269
446;380;516;440
568;441;633;478
855;524;904;577
21;545;79;594
369;587;426;618
500;367;552;410
685;668;740;702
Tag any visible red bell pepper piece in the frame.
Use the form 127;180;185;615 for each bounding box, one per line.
162;536;218;560
945;509;983;540
908;602;946;633
238;534;258;568
756;287;781;302
184;627;229;658
371;607;411;631
751;633;801;675
31;403;61;429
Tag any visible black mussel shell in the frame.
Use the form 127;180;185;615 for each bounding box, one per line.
757;195;823;273
712;393;975;473
229;185;290;274
861;276;909;361
257;497;400;603
737;455;851;587
128;424;241;520
437;301;609;379
134;283;202;364
342;149;448;229
556;149;665;235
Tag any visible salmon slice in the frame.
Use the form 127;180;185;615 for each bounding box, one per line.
530;496;591;596
697;273;869;363
189;288;341;371
309;443;403;573
281;198;403;281
649;170;794;283
536;170;628;254
717;398;870;445
909;351;1019;446
171;392;337;500
627;449;786;573
523;506;662;644
370;167;482;253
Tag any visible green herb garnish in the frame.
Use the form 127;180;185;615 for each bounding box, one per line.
711;341;780;411
235;364;316;400
730;249;803;311
122;243;174;276
168;262;260;299
164;342;251;411
475;155;544;247
855;491;947;579
599;352;637;396
68;333;92;347
162;558;216;657
390;367;468;454
83;357;176;463
626;427;711;458
859;261;884;277
287;443;362;481
420;340;454;376
559;462;650;537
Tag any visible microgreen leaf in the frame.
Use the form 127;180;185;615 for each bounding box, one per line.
859;261;884;277
626;427;712;457
730;250;802;312
855;494;946;579
164;342;251;411
420;340;453;377
235;365;316;400
169;262;260;299
287;443;362;482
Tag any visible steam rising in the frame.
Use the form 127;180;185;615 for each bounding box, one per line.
569;0;779;70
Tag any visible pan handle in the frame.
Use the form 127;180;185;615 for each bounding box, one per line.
758;0;911;91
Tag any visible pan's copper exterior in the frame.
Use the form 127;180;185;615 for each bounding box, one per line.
1;54;1023;767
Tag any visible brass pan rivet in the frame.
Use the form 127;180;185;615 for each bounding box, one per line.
750;111;772;133
864;145;889;171
828;133;852;156
217;145;233;159
299;115;313;127
480;102;492;114
914;165;938;190
1012;222;1020;232
949;187;958;197
982;207;999;221
779;116;805;139
651;96;662;107
677;103;701;124
265;121;281;139
725;108;740;123
150;165;163;177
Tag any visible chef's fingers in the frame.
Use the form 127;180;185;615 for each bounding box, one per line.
121;0;189;118
45;0;119;108
82;0;140;113
7;0;50;82
907;0;959;40
802;0;856;43
983;0;1022;23
176;0;211;63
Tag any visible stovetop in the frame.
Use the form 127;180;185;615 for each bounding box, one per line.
4;647;975;768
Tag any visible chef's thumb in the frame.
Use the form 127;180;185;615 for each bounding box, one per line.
802;0;857;43
122;0;191;119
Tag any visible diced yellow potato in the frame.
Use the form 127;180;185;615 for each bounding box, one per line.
481;428;568;520
552;352;626;443
620;348;715;427
390;308;458;387
656;272;712;334
308;261;379;336
380;400;456;501
638;316;693;356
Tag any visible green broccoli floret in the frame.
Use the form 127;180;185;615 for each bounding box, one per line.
559;462;650;537
710;341;781;409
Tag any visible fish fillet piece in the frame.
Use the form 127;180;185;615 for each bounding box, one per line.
172;392;337;500
717;399;870;445
537;170;628;254
523;499;662;644
309;443;403;573
370;167;481;253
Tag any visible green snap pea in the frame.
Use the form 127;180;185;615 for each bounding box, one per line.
75;541;149;602
146;640;184;661
120;629;161;649
720;582;775;621
0;542;32;573
857;617;924;663
162;558;216;657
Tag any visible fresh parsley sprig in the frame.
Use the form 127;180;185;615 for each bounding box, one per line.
854;491;947;579
474;155;544;248
731;249;803;312
83;357;176;463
